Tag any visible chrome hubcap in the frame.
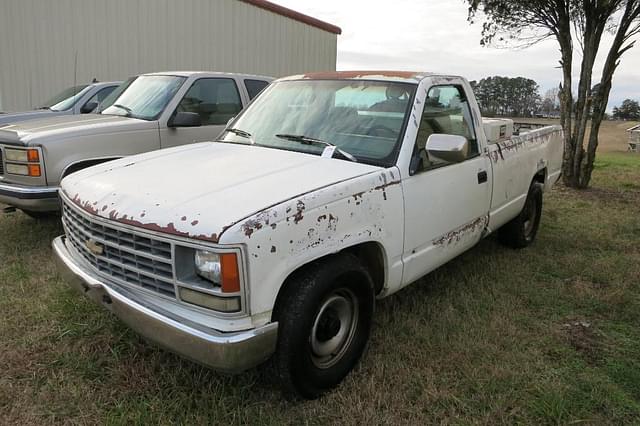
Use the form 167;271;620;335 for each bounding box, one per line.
310;289;359;369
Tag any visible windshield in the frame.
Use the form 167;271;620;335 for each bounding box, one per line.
96;77;137;113
42;85;89;111
101;75;186;120
219;79;415;166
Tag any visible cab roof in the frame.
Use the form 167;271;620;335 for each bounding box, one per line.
142;71;274;81
278;70;460;84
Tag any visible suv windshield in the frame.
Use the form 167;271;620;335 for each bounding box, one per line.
101;75;186;120
42;85;89;111
219;79;415;166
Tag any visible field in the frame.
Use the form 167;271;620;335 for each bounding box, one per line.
1;126;639;424
513;118;639;152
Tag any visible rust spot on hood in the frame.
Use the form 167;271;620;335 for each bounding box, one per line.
67;193;219;243
116;216;219;243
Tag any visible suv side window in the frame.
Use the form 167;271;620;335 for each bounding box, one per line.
177;78;243;125
244;79;269;100
413;85;478;172
83;86;116;112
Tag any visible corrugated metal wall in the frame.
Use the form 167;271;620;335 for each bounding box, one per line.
0;0;338;111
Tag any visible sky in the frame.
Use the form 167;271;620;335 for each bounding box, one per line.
276;0;640;111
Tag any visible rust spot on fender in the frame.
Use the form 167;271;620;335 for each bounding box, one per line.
191;220;199;226
288;200;305;224
242;218;263;238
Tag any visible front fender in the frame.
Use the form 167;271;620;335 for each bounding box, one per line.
221;167;406;318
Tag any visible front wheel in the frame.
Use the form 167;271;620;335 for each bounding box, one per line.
498;182;543;248
21;209;58;220
272;254;375;399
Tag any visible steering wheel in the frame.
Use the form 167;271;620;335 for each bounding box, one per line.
367;125;396;138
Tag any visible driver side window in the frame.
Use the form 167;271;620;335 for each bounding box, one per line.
413;85;478;172
177;78;243;126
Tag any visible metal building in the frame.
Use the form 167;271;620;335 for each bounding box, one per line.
0;0;340;111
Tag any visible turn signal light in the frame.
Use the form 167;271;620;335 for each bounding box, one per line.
220;253;241;293
28;164;41;177
27;149;40;162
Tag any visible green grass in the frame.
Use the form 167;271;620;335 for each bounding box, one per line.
1;152;640;425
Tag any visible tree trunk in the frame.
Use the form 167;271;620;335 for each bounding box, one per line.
574;1;640;188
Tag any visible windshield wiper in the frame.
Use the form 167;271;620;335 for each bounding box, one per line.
111;104;132;116
37;106;51;110
275;134;358;162
225;128;255;144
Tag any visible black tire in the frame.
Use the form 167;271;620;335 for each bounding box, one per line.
272;254;375;399
498;182;543;248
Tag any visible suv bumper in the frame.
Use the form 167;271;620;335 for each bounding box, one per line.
52;236;278;373
0;181;59;211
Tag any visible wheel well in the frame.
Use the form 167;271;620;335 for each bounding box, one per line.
533;168;546;186
342;242;385;295
62;158;120;179
272;242;386;322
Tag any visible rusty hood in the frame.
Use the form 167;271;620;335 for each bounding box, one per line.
61;142;381;243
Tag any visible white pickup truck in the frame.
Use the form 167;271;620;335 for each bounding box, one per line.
53;71;563;398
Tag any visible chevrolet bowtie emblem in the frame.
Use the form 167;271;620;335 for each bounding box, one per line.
85;239;104;256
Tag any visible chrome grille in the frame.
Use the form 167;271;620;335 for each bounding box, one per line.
62;199;176;298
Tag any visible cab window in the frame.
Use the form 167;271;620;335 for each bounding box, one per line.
413;85;478;172
244;79;269;100
177;78;243;125
83;86;116;112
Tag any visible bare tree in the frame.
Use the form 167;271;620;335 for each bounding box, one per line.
467;0;640;188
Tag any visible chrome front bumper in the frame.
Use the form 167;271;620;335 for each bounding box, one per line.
52;236;278;373
0;181;59;211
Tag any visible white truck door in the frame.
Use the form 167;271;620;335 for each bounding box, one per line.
401;84;492;285
159;77;245;148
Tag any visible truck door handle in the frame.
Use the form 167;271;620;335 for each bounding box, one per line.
477;170;488;184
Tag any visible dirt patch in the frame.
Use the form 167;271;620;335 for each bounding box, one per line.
561;319;600;364
553;183;640;204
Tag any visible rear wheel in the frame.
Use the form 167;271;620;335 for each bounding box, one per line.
272;254;374;399
498;182;543;248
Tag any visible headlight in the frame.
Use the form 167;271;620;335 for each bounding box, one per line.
6;163;29;175
194;250;221;283
5;148;39;163
194;250;241;293
5;148;42;176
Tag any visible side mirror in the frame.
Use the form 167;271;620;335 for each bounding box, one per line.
80;102;98;114
426;134;469;163
168;111;202;128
